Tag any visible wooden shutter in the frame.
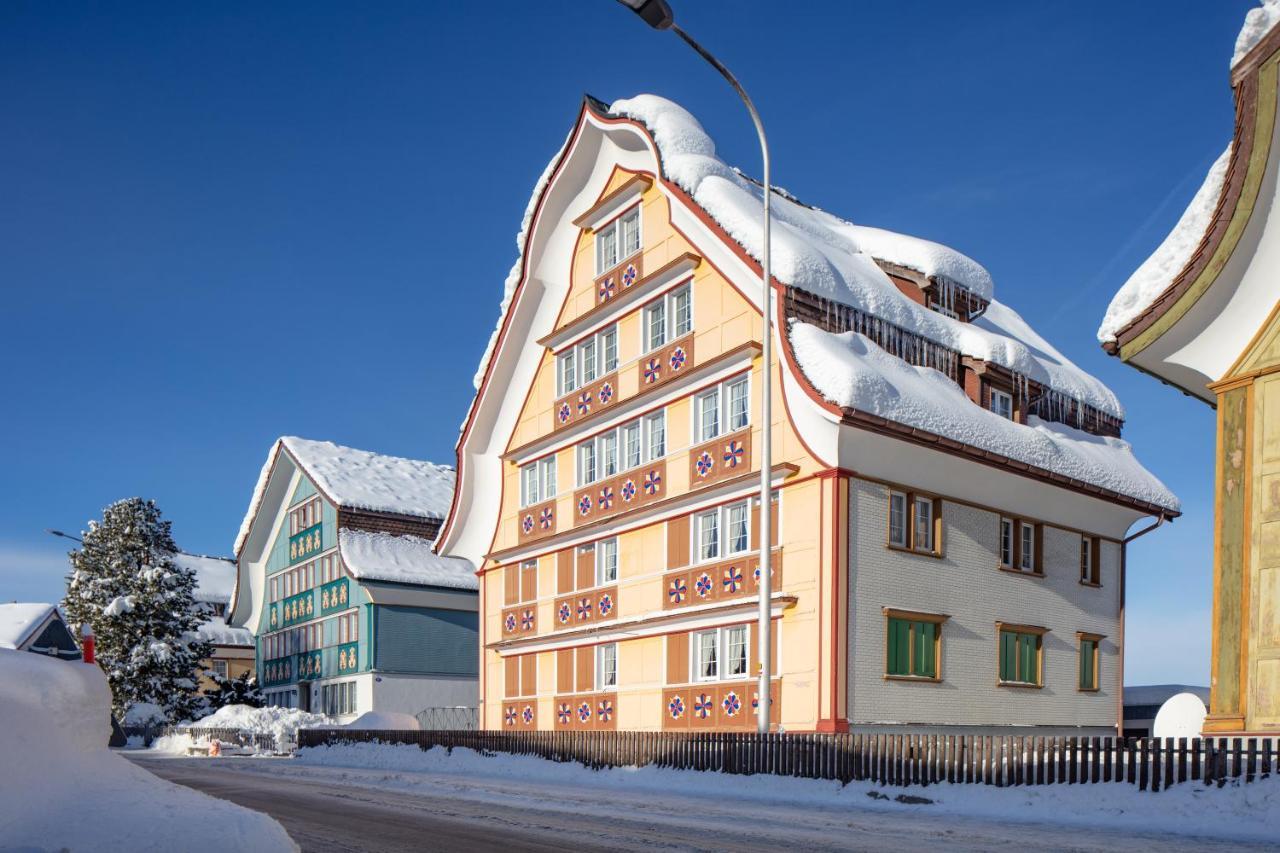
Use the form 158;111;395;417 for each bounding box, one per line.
1033;524;1044;574
1090;538;1102;585
520;560;537;602
932;498;943;555
503;565;518;606
1021;634;1038;685
557;549;574;594
917;621;936;678
576;647;594;692
667;516;690;568
666;633;688;684
750;498;780;550
520;653;537;697
504;656;519;698
556;649;574;693
999;631;1016;682
576;545;595;591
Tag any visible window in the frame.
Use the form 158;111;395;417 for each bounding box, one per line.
727;376;749;432
693;502;752;563
999;517;1042;574
645;411;666;459
696;388;720;442
998;626;1043;686
885;613;942;680
596;643;618;690
694;374;749;443
290;497;323;535
596;206;640;275
557;324;619;396
692;625;751;682
1078;634;1101;691
642;283;693;352
322;681;357;716
724;625;748;677
887;490;940;555
1019;523;1035;571
576;411;667;485
577;441;597;487
694;630;719;681
596;538;618;585
1080;536;1100;585
600;431;618;477
999;518;1014;567
521;464;538;507
212;660;228;680
988;388;1013;420
623;421;641;469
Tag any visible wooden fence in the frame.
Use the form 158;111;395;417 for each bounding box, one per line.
295;729;1276;792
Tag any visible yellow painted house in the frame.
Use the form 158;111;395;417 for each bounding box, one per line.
1100;6;1280;737
439;93;1178;734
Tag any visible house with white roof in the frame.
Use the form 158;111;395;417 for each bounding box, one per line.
228;437;477;719
172;552;255;692
436;93;1177;734
0;603;80;660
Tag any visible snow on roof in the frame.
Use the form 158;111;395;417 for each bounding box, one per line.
1234;1;1280;67
0;603;57;650
195;616;253;647
338;529;477;590
606;95;1122;418
1097;147;1231;345
790;323;1179;512
235;436;456;556
172;552;237;604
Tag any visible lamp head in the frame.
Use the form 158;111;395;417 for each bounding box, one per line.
615;0;674;30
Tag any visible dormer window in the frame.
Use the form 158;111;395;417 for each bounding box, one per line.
988;388;1013;420
596;206;641;275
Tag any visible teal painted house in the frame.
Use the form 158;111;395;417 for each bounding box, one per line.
228;437;477;719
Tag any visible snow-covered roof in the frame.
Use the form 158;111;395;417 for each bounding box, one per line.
338;529;477;590
790;323;1179;512
235;436;456;556
194;616;253;648
1234;0;1280;67
172;552;237;604
605;95;1123;419
0;603;58;650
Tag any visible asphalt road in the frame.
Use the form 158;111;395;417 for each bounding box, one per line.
129;755;1270;853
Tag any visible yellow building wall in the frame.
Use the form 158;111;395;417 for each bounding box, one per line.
479;169;832;731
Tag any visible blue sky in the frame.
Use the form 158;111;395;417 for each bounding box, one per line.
0;1;1250;684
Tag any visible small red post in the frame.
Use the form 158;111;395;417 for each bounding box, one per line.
81;623;95;664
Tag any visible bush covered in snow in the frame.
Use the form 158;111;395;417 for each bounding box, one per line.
189;703;331;746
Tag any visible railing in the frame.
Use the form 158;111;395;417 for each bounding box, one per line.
415;707;479;731
295;729;1277;793
119;724;283;753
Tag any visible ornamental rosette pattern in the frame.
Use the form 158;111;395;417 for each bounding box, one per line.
695;451;714;478
722;440;744;469
667;577;687;604
668;695;685;719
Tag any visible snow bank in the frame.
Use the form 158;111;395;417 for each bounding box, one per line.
0;602;55;649
338;529;476;590
790;322;1179;511
123;701;167;727
0;649;295;852
1234;0;1280;67
343;711;421;731
1097;147;1231;344
188;703;331;746
294;742;1280;845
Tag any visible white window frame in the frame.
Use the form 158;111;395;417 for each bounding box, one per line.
1019;522;1037;572
692;373;750;443
596;537;618;586
1081;536;1094;583
595;205;641;275
557;323;620;397
577;441;597;487
641;282;693;354
575;410;667;485
989;388;1013;420
691;625;750;683
914;496;934;553
693;501;751;564
595;642;618;690
693;629;719;682
999;517;1014;567
888;491;908;548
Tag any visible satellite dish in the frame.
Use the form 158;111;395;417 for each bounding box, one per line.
1153;692;1207;739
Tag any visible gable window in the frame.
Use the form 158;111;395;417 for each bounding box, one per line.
596;206;640;275
557;324;620;396
596;537;618;585
695;374;749;443
694;501;751;563
595;642;618;690
642;283;693;353
886;489;941;555
884;610;945;680
997;624;1044;687
289;496;323;535
988;387;1013;420
998;517;1042;575
1080;536;1101;586
575;410;667;486
692;625;750;682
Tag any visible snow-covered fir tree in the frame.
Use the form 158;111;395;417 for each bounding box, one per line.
62;498;213;722
203;670;263;711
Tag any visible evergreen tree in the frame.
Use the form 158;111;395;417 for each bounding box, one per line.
62;498;213;722
202;670;263;711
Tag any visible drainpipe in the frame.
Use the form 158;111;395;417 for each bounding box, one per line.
1117;513;1167;737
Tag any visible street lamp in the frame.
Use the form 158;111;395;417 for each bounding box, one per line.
46;529;84;544
615;0;774;735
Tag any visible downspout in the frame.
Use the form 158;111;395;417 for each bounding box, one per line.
1116;513;1168;737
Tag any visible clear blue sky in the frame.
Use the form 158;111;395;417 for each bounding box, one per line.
1;1;1250;684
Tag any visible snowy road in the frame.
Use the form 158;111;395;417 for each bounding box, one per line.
129;754;1270;853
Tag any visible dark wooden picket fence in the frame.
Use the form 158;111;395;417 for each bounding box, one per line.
295;729;1277;792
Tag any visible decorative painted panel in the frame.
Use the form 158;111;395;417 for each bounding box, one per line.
595;256;643;305
553;372;619;432
573;461;665;527
552;692;617;730
263;655;294;687
516;498;557;544
1214;384;1250;718
664;552;782;611
336;641;359;675
637;333;694;392
267;602;280;632
552;586;617;631
297;650;323;680
663;680;779;731
502;701;537;728
688;428;752;489
321;578;350;615
501;605;537;638
290;523;323;565
280;591;315;627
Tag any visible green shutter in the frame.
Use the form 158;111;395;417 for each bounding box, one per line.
1080;639;1095;689
916;621;936;678
887;618;911;675
999;630;1015;681
887;618;901;675
1019;633;1037;684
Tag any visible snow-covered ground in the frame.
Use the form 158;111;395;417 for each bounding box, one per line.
280;741;1280;846
0;648;296;852
152;703;332;754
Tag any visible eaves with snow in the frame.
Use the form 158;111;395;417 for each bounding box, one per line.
437;91;1177;566
1099;0;1280;402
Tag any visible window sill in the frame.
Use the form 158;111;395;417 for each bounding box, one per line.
996;680;1043;690
1078;580;1102;588
1077;687;1100;693
997;565;1044;579
595;247;642;282
883;674;941;684
886;544;943;560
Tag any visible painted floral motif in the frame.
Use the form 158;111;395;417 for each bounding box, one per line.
597;698;614;723
577;495;593;517
504;613;517;633
577;391;593;416
577;702;592;723
521;515;534;535
539;507;554;530
693;693;714;719
598;382;614;404
522;706;534;725
504;707;517;727
695;572;713;598
558;602;572;624
558;402;571;424
722;691;742;717
597;486;614;511
695;451;714;478
643;358;661;384
669;346;687;371
557;703;573;725
643;470;662;495
598;593;614;616
753;564;773;584
722;565;743;594
520;609;535;631
668;695;685;719
667;577;687;604
722;440;745;469
576;597;593;621
622;263;637;288
621;479;637;502
599;277;616;302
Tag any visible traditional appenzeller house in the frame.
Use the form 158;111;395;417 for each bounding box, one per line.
1099;4;1280;738
228;437;477;719
437;93;1178;735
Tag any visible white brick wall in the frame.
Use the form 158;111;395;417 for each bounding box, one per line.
847;478;1121;732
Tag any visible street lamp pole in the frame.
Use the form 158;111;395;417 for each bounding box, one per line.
615;0;773;734
46;529;84;545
